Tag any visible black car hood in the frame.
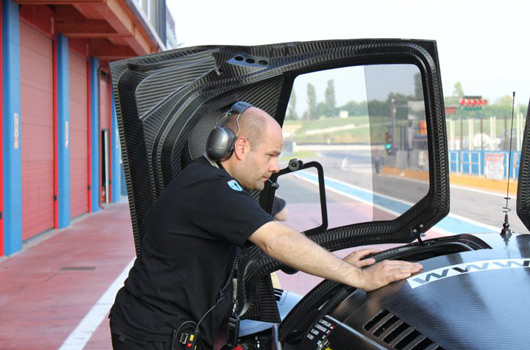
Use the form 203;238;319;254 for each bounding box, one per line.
298;233;530;350
110;39;450;321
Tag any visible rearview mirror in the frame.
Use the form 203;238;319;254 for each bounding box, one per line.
263;159;328;236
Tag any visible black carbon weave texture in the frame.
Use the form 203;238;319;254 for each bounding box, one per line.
517;102;530;230
111;39;449;321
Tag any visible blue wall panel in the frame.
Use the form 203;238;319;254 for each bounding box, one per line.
450;150;521;180
56;34;70;228
89;57;100;212
2;0;21;255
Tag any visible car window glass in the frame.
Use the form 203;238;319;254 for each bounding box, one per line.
273;167;323;233
277;64;429;232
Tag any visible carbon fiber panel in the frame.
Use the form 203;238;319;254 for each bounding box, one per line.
110;39;449;321
517;101;530;230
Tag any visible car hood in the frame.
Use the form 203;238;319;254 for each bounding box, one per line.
300;233;530;350
110;39;450;321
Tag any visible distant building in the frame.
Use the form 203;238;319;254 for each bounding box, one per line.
165;4;178;49
0;0;175;256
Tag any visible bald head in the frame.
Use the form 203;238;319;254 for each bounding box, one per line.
220;106;283;190
222;107;280;151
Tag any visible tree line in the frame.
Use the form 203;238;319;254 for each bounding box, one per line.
286;77;527;121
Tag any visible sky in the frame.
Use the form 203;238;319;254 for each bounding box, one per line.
167;0;530;108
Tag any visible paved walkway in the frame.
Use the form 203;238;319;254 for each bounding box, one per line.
0;199;443;350
0;201;136;350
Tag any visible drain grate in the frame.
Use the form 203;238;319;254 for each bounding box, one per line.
59;266;96;271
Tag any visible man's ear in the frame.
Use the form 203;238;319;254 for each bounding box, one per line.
233;137;249;160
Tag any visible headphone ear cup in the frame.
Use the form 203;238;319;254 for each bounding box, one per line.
206;126;236;161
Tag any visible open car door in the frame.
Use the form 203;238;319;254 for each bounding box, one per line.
110;39;450;327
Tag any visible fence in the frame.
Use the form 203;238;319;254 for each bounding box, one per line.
446;113;524;151
449;150;520;180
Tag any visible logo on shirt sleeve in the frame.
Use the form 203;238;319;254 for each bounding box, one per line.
227;180;243;192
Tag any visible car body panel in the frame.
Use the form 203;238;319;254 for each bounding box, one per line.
110;38;530;350
298;233;530;349
111;39;449;321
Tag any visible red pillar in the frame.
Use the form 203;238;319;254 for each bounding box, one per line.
52;36;59;229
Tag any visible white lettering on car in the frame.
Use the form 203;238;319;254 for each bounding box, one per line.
408;259;530;289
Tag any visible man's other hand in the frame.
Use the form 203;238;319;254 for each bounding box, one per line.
343;249;380;268
359;260;423;291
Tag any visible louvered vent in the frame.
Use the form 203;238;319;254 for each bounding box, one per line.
364;309;444;350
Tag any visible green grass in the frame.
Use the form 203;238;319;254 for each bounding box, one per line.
284;116;407;144
279;150;317;162
284;116;369;133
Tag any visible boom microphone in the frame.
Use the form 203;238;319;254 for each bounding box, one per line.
268;178;279;190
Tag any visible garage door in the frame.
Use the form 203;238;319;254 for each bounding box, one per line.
69;50;88;218
20;21;54;240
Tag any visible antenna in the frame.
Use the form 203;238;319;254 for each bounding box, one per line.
500;91;516;237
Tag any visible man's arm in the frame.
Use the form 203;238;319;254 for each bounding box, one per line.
249;221;422;291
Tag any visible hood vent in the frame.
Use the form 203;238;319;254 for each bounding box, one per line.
364;309;444;350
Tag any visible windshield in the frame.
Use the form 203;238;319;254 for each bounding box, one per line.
275;64;429;233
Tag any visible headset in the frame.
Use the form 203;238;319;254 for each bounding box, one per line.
206;101;253;161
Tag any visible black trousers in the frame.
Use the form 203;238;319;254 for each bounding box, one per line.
110;319;185;350
111;332;185;350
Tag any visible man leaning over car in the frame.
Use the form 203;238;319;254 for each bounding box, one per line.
109;103;423;349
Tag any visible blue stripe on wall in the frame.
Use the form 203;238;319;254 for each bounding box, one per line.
2;0;22;255
56;34;70;228
89;57;100;212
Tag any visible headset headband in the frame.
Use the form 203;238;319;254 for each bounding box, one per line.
229;101;253;115
205;101;253;161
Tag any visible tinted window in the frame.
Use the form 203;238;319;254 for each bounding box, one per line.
276;64;429;232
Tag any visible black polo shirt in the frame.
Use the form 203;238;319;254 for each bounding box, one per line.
111;156;274;348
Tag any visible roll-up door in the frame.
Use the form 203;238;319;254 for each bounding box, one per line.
20;21;54;240
69;50;88;218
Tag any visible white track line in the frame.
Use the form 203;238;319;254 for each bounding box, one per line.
59;258;134;350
